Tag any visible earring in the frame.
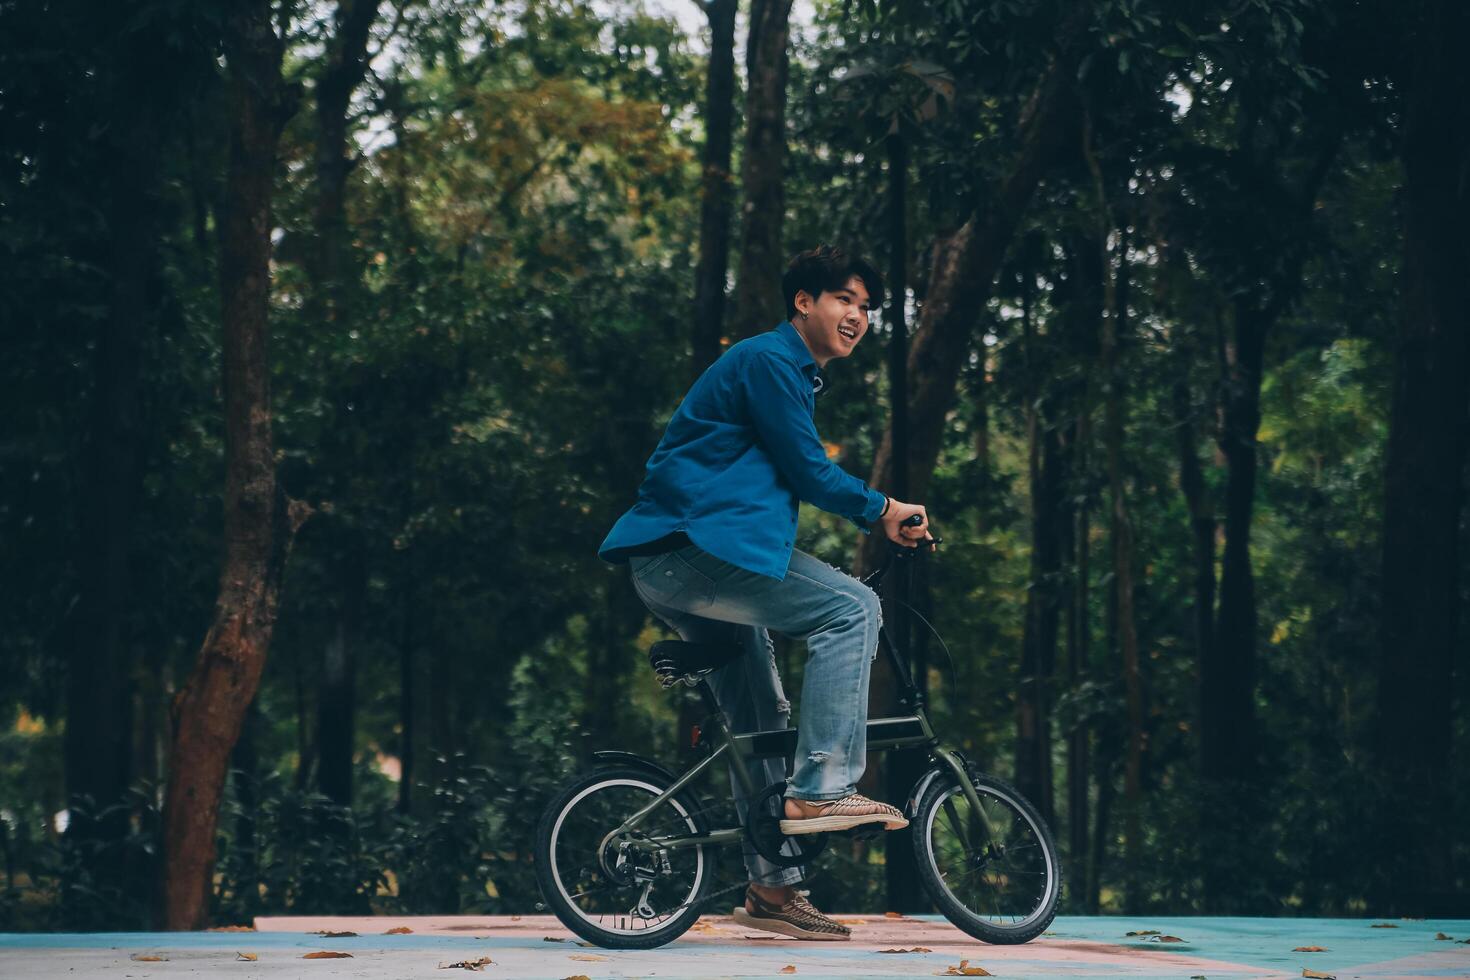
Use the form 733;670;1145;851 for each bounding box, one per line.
800;310;809;320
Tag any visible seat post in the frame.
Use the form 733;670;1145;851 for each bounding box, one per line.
693;677;722;717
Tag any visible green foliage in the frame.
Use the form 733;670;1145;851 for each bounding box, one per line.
0;0;1462;928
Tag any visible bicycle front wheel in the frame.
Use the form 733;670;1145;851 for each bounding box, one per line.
534;766;712;949
911;771;1061;944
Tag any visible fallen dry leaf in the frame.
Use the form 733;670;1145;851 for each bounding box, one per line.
1126;929;1161;936
1458;938;1470;945
1370;923;1397;929
209;925;255;932
312;930;358;937
570;954;608;962
510;914;522;920
543;936;567;942
1148;935;1185;943
1434;932;1453;940
237;952;258;961
884;911;905;918
384;926;413;935
1294;946;1328;952
780;967;797;975
1302;970;1336;980
835;918;866;925
130;954;167;962
437;956;493;971
878;947;934;953
303;950;353;959
563;975;592;980
939;959;993;976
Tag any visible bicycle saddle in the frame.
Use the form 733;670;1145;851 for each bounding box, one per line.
647;640;742;688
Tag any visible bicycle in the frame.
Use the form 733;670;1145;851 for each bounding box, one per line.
533;515;1061;949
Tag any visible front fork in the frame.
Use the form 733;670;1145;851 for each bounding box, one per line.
912;747;1000;858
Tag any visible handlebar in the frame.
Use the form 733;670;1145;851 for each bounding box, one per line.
895;512;941;553
861;512;940;589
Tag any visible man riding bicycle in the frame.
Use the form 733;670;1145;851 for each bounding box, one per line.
599;245;935;941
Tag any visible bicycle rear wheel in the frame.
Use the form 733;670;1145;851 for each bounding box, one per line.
534;766;712;949
911;771;1060;944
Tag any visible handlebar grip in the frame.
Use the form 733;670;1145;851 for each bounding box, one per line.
902;513;925;528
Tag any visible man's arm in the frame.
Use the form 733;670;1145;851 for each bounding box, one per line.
742;351;887;530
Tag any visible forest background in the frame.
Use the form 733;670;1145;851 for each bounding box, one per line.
0;0;1465;931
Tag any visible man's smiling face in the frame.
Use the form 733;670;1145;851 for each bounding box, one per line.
793;275;872;367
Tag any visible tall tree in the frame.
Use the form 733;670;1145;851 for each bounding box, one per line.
730;0;794;340
1375;0;1469;917
62;8;164;885
857;2;1090;576
310;0;382;809
160;0;306;930
1014;251;1061;831
1083;122;1144;912
690;0;739;373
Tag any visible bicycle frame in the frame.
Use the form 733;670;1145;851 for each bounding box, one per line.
611;548;997;861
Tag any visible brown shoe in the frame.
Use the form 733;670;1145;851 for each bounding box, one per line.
778;793;908;834
730;887;851;941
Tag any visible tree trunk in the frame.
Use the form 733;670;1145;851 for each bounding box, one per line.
159;0;304;930
229;699;262;920
691;0;738;373
63;73;155;876
318;546;365;805
729;0;794;341
856;4;1087;576
312;0;380;329
1375;0;1470;917
1206;298;1264;786
879;131;926;913
1016;269;1060;831
397;573;416;815
1064;412;1091;908
310;0;379;809
1087;738;1114;915
1093;214;1143;915
1172;358;1217;756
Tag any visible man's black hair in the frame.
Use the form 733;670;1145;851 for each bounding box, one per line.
782;244;885;319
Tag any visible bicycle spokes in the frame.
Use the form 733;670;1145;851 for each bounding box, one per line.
926;784;1051;924
549;781;706;935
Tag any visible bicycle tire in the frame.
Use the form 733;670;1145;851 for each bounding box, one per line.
911;770;1061;944
534;766;712;949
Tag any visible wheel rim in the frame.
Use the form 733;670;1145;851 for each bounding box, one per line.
549;777;706;936
922;781;1057;930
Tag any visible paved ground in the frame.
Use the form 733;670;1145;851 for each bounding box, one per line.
2;914;1467;978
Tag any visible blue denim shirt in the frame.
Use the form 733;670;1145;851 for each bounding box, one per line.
599;320;887;580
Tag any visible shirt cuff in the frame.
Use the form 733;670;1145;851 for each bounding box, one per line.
861;488;887;525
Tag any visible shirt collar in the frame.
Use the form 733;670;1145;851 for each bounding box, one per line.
774;320;830;397
775;320;817;374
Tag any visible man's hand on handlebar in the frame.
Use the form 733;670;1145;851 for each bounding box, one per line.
879;497;937;551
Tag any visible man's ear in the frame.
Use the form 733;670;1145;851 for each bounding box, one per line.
794;288;816;317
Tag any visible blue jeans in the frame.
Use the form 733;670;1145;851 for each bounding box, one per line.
628;543;883;886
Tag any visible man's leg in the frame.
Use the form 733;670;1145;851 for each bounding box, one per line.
632;545;889;807
627;560;800;887
627;544;894;940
